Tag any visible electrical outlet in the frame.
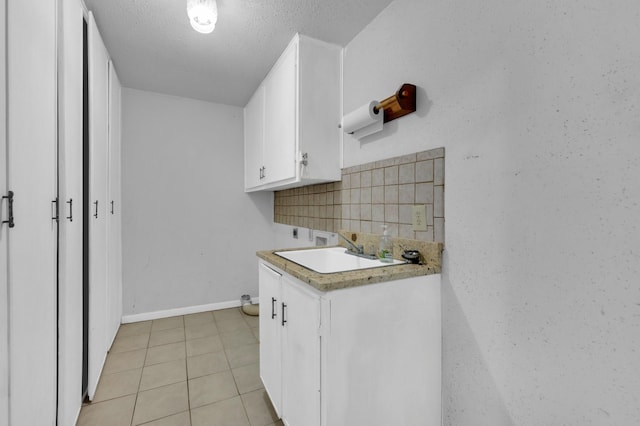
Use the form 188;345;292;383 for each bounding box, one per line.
412;205;427;231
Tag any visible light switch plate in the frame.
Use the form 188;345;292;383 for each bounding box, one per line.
412;205;428;231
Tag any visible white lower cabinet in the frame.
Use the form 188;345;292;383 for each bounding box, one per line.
258;260;442;426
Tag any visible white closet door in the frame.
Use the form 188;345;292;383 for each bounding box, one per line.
106;61;122;347
6;0;58;423
87;11;111;401
0;2;8;425
56;0;85;423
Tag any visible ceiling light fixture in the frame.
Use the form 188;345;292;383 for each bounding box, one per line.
187;0;218;34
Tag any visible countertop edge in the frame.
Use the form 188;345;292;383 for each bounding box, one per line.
256;246;441;292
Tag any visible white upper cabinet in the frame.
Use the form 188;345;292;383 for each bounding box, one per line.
244;85;265;189
244;34;342;192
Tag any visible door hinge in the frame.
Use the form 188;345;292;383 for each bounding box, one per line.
2;190;15;228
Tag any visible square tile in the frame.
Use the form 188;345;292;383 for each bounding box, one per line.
399;163;415;184
399;224;415;239
241;389;280;426
117;321;152;338
416;160;434;182
415;182;434;204
145;342;186;366
188;370;239;408
399;205;413;224
132;382;189;425
149;328;185;347
350;172;361;188
398;184;415;204
384;185;398;203
341;173;351;189
384;166;398;184
360;170;372;187
139;359;187;391
213;308;243;322
94;368;142;402
349;204;361;220
360;204;372;221
151;316;184;332
221;329;258;350
232;363;263;394
243;314;259;328
216;318;250;334
139;411;191;426
350;188;361;204
111;333;149;353
341;204;350;220
371;168;384;186
384;204;399;223
371;186;384;204
187;350;230;378
360;187;372;205
103;348;146;374
360;221;372;234
372;204;385;222
185;322;219;340
77;395;136;426
184;312;214;327
341;189;350;204
191;396;250;426
225;343;259;369
416;228;435;242
186;335;224;357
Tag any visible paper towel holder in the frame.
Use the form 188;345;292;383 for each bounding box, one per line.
374;83;417;123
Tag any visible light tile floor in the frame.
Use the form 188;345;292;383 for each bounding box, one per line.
77;308;283;426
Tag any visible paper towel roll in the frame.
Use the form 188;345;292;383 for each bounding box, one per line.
342;101;383;138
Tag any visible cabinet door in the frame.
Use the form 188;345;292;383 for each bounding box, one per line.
244;85;265;190
258;263;283;416
263;42;297;184
282;275;321;426
5;0;58;422
106;61;122;347
87;12;111;400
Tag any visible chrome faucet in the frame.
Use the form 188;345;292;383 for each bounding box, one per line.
339;234;378;259
339;233;363;254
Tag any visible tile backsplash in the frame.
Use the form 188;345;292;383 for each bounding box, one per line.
274;147;445;242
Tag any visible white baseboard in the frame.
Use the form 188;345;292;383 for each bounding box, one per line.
121;297;260;324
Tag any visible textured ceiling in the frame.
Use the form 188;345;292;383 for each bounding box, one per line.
83;0;394;107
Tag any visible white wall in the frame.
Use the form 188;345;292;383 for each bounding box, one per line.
121;88;274;316
343;0;640;424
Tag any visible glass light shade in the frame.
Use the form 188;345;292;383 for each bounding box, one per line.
187;0;218;34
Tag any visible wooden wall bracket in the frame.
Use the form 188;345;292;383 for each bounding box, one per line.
374;83;417;124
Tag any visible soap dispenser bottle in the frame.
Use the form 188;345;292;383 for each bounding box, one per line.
379;224;393;263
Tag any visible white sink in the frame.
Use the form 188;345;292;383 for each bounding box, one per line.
275;247;405;274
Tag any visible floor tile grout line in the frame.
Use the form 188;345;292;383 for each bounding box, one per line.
186;336;193;426
130;326;151;426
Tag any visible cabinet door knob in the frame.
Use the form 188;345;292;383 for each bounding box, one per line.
94;200;99;218
271;297;277;319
